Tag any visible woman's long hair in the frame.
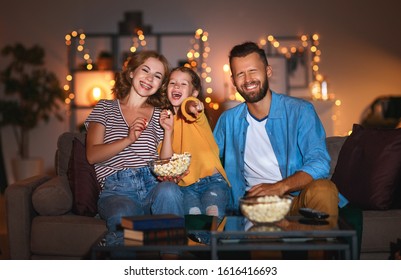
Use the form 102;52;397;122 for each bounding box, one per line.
112;50;170;108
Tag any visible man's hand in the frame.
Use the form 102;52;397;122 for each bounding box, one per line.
247;171;312;197
247;182;287;197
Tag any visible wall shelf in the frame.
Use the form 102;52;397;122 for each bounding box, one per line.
66;31;204;132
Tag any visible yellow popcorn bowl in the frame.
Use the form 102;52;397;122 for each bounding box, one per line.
148;153;191;177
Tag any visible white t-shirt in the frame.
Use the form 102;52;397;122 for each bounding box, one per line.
244;113;282;189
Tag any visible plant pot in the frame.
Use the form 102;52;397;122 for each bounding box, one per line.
11;157;44;181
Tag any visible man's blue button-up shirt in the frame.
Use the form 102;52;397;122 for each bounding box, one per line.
213;92;348;211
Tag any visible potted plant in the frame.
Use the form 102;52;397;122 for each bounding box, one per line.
0;43;65;180
96;51;113;70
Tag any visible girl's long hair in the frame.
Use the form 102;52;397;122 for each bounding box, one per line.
163;66;210;119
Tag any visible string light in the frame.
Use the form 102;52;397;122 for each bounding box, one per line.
65;29;337;119
65;28;149;105
258;34;342;134
64;28;216;109
186;29;218;110
129;29;147;54
261;33;322;80
64;29;95;104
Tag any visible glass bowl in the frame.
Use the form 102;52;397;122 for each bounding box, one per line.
240;195;292;224
148;152;191;177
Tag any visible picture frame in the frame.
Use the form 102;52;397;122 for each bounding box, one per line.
267;56;288;95
264;36;314;98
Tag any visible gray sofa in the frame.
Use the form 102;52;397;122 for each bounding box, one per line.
326;136;401;260
5;133;401;259
5;132;106;260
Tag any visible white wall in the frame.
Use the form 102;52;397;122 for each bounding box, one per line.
1;0;401;184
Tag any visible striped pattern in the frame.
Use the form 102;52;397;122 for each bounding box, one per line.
85;99;164;187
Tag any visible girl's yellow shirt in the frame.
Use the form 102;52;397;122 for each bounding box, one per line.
171;97;230;187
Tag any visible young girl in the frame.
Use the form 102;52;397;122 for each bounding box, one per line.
160;66;230;221
85;51;183;246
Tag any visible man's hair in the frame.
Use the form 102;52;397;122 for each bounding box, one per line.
229;41;269;68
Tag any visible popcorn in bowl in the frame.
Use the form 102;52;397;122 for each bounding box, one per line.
240;195;292;224
148;152;191;177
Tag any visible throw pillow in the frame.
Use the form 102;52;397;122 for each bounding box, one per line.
331;124;401;210
32;176;73;216
67;137;101;216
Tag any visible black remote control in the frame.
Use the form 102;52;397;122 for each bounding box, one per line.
299;208;329;219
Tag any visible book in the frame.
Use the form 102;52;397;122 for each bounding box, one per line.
185;214;218;231
124;239;143;246
121;214;185;231
124;227;187;242
124;237;188;246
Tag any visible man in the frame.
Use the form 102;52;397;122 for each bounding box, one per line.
213;42;348;216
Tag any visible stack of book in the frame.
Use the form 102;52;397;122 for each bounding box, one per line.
121;214;187;246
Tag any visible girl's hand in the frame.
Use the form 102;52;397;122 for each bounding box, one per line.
160;109;173;132
128;117;148;143
187;100;203;117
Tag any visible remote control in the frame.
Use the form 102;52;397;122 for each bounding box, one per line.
299;208;329;219
299;218;329;225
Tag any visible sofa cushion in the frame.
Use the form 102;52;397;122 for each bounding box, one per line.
32;176;73;216
361;209;401;256
67;137;101;217
31;215;106;258
326;136;347;178
57;132;86;176
332;124;401;210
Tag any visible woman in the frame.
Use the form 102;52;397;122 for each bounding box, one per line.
85;51;183;246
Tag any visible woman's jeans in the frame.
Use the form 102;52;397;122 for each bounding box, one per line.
181;173;230;221
97;167;184;246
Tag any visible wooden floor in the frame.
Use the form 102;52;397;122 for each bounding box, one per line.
0;193;10;260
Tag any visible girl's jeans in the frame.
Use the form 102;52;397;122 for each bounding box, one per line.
181;173;230;221
97;167;184;246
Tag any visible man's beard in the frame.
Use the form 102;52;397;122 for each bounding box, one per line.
236;78;269;103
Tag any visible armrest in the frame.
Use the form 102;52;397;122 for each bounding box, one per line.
5;175;51;259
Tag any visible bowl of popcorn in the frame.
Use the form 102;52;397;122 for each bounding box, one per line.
148;152;191;177
240;195;293;224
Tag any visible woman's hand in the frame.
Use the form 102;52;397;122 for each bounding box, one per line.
128;117;148;143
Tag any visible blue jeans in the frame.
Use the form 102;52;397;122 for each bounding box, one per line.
181;173;230;221
97;167;184;246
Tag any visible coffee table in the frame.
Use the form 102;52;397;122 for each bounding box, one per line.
91;215;357;260
210;215;357;259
